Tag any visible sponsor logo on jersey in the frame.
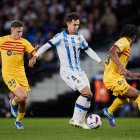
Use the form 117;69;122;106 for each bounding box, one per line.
7;50;12;56
13;52;22;55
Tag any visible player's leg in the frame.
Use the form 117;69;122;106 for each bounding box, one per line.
105;86;140;122
12;87;27;129
10;87;27;118
4;75;29;129
108;97;129;115
12;87;27;102
71;71;92;122
103;97;129;126
73;87;92;121
15;100;27;129
60;69;91;129
124;86;140;110
14;83;30;129
4;78;27;118
104;86;140;126
70;86;92;129
135;95;140;110
69;86;92;129
9;96;18;117
103;77;130;126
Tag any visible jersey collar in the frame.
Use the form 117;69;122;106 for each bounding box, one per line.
65;29;78;35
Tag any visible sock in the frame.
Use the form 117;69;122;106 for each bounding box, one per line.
108;97;129;115
16;112;25;122
12;98;18;106
72;94;91;122
135;94;140;110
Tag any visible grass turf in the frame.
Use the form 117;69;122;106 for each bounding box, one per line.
0;118;139;140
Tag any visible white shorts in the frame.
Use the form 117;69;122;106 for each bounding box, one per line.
60;67;90;91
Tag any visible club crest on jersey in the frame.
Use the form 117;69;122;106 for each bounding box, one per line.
117;42;124;47
7;50;12;56
77;36;80;40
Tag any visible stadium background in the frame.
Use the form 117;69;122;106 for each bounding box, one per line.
0;0;140;118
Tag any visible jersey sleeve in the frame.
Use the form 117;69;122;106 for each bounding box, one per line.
0;37;2;52
114;39;128;52
24;39;36;55
49;33;62;47
80;34;89;50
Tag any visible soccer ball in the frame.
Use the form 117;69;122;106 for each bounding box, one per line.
86;114;102;129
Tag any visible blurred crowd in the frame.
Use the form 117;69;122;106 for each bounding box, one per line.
0;0;140;117
0;0;139;76
0;0;140;62
0;0;140;44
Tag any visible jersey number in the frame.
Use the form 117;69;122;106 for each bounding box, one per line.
71;75;77;81
71;75;81;83
8;79;16;86
117;80;123;85
105;55;110;65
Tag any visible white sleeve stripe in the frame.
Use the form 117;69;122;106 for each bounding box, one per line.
35;43;51;57
85;47;101;62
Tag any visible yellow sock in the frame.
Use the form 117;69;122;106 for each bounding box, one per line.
135;94;140;110
12;98;18;106
108;97;129;115
16;112;25;122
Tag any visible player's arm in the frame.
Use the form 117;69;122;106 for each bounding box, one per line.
109;45;128;75
28;42;52;67
85;47;105;66
80;34;104;66
29;32;61;67
26;45;41;59
126;71;140;79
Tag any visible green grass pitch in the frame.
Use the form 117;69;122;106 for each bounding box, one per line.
0;118;140;140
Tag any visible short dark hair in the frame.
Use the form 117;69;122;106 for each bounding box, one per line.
66;12;80;22
11;20;24;28
121;24;138;39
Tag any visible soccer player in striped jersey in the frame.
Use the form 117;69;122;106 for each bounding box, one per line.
103;24;140;126
0;20;38;129
29;12;104;129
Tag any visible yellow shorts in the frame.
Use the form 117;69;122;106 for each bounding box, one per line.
103;76;130;97
3;75;30;92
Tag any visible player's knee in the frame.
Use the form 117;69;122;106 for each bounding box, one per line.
136;92;140;99
134;91;140;99
80;87;93;97
20;100;26;107
18;94;27;102
22;94;27;101
81;93;92;101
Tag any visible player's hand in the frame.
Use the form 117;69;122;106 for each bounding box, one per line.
126;70;132;77
99;60;105;66
28;56;37;68
34;45;41;51
119;66;128;75
126;71;140;79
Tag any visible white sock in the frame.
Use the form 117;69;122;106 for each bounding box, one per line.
72;94;91;122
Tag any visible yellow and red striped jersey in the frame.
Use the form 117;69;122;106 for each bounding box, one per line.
0;35;35;75
104;37;130;78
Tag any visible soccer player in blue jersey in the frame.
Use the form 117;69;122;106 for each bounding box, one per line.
29;12;104;129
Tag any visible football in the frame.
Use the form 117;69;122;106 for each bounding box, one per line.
87;114;102;129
